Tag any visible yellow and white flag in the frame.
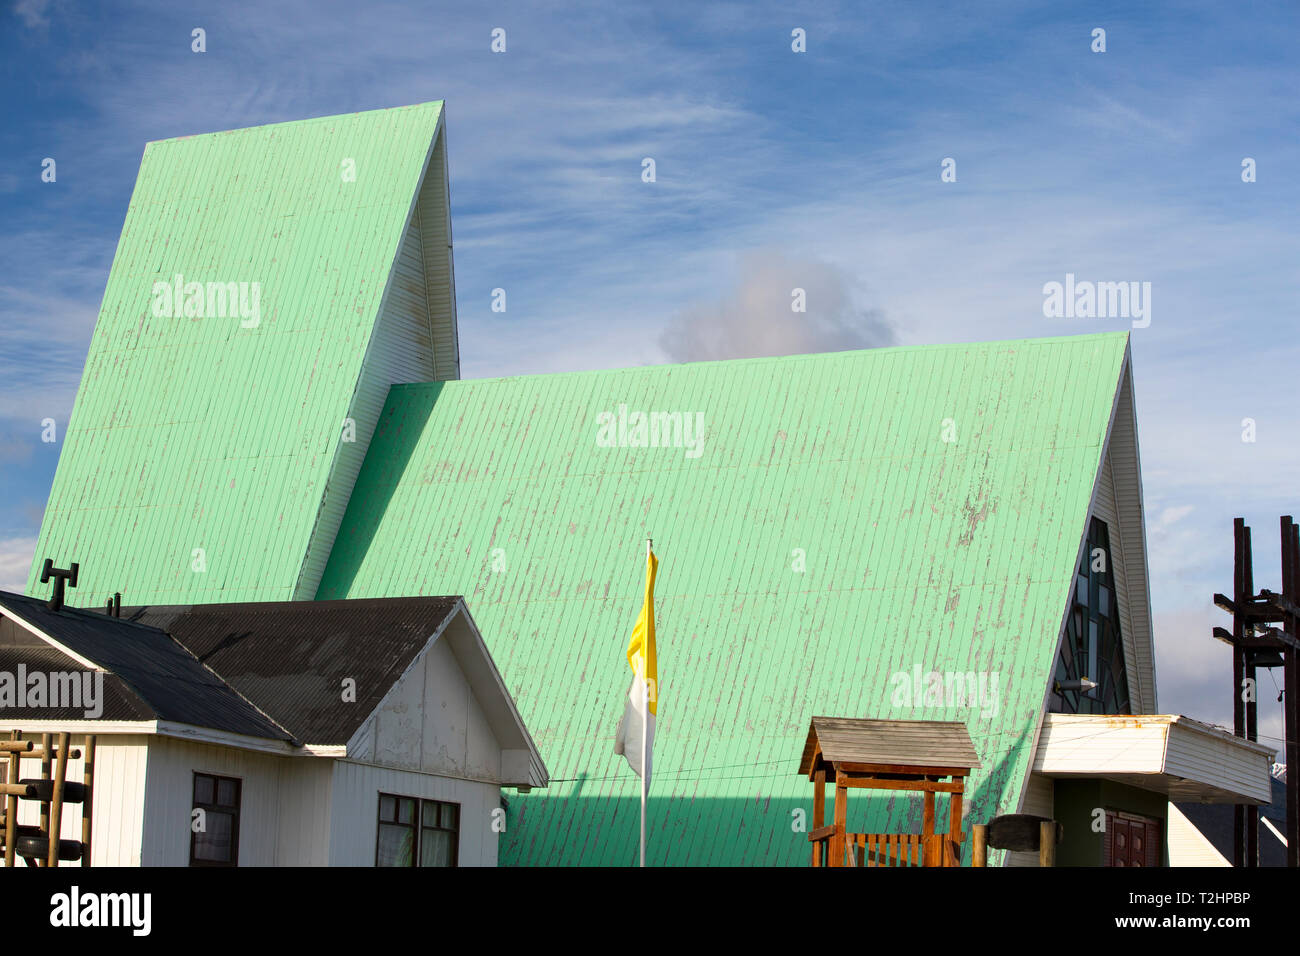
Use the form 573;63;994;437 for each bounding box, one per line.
614;547;658;784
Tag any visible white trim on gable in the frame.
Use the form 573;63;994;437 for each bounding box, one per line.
345;600;548;789
293;107;458;601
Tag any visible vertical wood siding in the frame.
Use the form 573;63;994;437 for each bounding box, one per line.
12;734;148;866
327;759;499;866
418;128;460;381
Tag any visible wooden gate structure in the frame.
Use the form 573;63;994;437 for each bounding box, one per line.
799;716;979;867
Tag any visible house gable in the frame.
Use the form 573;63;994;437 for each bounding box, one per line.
347;604;547;788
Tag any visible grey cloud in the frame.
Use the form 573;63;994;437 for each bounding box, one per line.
658;251;896;363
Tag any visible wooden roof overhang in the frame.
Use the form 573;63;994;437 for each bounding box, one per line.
799;716;980;783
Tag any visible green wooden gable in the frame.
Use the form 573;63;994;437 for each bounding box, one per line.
316;332;1132;865
29;102;447;604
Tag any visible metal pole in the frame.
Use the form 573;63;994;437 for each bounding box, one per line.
641;537;651;867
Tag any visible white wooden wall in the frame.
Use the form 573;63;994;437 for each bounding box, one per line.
327;759;500;866
140;736;298;866
7;733;148;867
350;626;504;783
1166;803;1230;866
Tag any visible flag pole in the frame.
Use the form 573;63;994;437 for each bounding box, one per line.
641;536;651;868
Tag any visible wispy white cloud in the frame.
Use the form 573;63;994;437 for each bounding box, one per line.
0;537;36;592
13;0;51;30
659;250;895;362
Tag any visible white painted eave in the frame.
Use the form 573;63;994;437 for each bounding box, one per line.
1033;713;1275;804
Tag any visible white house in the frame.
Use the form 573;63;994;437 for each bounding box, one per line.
0;589;547;866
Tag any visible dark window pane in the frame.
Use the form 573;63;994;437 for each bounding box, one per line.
397;797;415;825
380;795;396;822
377;823;414;866
194;774;214;805
423;801;441;827
420;828;454;867
216;779;238;807
193;810;234;862
441;803;458;829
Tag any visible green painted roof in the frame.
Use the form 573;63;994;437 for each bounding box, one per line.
317;332;1131;865
29;102;444;605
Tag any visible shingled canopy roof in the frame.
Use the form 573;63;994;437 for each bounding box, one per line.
799;716;981;777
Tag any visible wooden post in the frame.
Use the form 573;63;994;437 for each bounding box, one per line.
38;732;51;866
972;824;987;867
831;770;847;867
1244;525;1259;866
1039;820;1056;867
81;736;96;868
4;730;19;867
1283;518;1300;868
948;787;964;866
812;767;825;867
47;732;69;867
1232;519;1246;867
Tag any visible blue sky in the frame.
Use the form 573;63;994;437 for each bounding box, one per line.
2;0;1298;748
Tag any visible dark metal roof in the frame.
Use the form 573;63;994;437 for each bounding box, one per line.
0;591;290;740
0;643;152;722
122;596;461;746
798;716;981;775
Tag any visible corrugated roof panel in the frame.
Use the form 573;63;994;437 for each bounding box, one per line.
28;102;444;606
317;332;1130;865
122;595;461;746
0;591;290;740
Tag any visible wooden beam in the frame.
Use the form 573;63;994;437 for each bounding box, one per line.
4;730;18;868
1039;820;1056;867
38;732;51;866
832;762;970;777
1261;589;1300;619
838;777;965;794
972;824;987;867
81;736;95;869
807;824;835;843
949;790;964;866
831;777;847;868
47;732;69;867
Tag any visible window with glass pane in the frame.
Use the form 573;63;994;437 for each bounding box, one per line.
190;772;241;866
1050;517;1132;715
376;794;459;867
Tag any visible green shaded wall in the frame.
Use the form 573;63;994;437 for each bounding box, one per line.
1054;779;1169;866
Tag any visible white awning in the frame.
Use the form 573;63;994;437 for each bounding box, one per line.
1033;714;1275;804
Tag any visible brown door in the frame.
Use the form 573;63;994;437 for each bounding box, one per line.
1105;811;1162;866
